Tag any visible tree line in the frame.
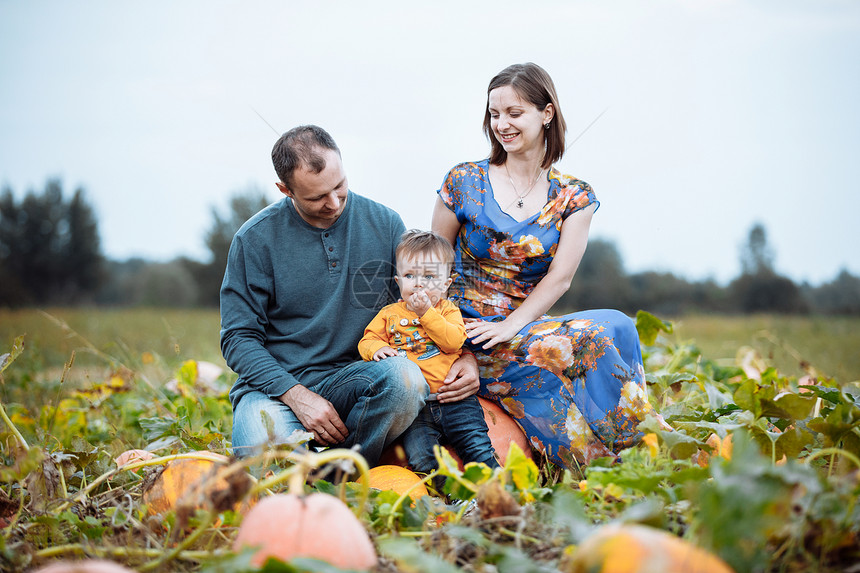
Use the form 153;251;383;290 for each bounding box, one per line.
2;180;859;315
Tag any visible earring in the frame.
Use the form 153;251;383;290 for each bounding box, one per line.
544;122;550;130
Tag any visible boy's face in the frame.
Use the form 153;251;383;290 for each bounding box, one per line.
395;252;453;308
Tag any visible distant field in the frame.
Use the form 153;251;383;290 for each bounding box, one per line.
667;313;860;383
1;308;858;384
0;308;225;385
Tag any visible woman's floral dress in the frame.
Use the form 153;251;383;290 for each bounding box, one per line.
438;159;659;468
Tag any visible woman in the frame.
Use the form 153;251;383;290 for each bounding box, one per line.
432;63;661;468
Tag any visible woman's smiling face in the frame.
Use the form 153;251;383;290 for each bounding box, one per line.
487;85;552;156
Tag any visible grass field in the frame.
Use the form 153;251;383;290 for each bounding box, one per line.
0;308;225;385
669;313;860;383
1;308;858;384
2;307;859;572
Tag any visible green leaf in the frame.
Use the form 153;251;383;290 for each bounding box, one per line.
616;497;666;528
176;359;198;386
638;417;701;459
379;537;463;573
0;447;44;483
663;431;701;459
677;420;743;439
182;429;225;451
504;442;539;491
635;311;673;345
772;392;816;420
809;403;860;446
775;426;815;458
703;383;734;410
798;385;845;404
433;444;464;478
839;430;860;458
733;379;759;415
139;415;184;441
462;462;493;486
198;546;260;573
548;488;592;542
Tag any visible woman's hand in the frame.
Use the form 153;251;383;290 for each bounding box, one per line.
464;318;522;349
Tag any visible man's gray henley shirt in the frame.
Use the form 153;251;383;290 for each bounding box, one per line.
220;191;405;409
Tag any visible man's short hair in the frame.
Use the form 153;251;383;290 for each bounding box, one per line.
396;230;456;268
271;125;341;188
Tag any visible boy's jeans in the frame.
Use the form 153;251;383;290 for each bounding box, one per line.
401;394;500;489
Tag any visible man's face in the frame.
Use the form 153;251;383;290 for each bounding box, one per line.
277;148;348;229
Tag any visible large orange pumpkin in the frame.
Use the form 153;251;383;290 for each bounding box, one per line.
564;523;735;573
367;465;429;502
141;454;253;518
32;559;136;573
378;396;533;470
233;493;377;570
478;397;532;466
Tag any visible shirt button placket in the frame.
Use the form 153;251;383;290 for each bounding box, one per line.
322;231;339;273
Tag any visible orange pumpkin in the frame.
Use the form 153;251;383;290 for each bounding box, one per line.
694;434;735;468
233;493;377;569
367;465;429;502
32;559;136;573
115;449;155;467
141;454;253;518
564;523;735;573
478;397;532;466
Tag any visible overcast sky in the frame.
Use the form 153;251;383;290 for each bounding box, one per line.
1;0;858;285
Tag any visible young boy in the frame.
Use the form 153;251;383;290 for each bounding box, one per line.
358;230;499;491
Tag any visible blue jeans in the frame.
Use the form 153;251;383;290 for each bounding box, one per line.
401;395;500;478
231;357;427;465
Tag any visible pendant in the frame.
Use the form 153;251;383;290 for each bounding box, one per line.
517;199;524;208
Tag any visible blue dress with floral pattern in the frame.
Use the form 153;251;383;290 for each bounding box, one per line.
438;159;659;467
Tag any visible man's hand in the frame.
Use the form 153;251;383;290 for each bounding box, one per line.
279;385;348;445
373;346;399;361
436;352;480;403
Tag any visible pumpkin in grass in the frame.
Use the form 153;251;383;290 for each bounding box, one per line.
115;449;155;467
233;493;377;570
32;559;136;573
478;397;532;465
367;465;429;502
141;454;254;519
563;523;735;573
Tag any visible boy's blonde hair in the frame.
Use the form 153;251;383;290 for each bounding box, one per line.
396;229;456;267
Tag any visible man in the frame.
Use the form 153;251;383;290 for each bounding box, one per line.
220;125;479;464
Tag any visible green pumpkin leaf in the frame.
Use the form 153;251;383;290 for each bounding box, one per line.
462;462;493;486
776;426;815;458
772;392;817;420
733;379;759;415
504;442;539;491
635;311;673;345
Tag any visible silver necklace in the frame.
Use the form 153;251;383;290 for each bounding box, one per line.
504;162;543;208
